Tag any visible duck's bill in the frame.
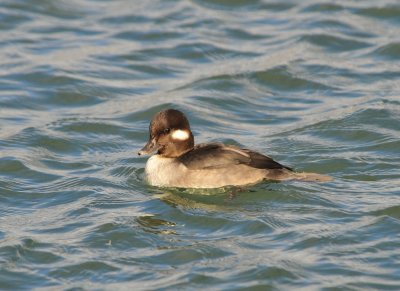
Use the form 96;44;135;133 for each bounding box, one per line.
138;139;158;156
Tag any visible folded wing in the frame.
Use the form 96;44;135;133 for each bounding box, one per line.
178;143;292;171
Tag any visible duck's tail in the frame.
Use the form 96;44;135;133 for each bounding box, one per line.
270;169;332;182
289;171;333;182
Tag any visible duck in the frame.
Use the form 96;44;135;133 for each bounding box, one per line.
138;109;331;188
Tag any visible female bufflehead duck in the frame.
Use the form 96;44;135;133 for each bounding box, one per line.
138;109;331;188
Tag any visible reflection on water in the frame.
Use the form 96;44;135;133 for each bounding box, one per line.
1;0;400;289
137;214;177;235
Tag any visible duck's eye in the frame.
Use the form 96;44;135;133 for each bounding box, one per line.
163;128;171;134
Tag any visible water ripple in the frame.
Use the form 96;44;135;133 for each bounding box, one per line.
1;0;400;289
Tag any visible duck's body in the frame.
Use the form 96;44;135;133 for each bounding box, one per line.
138;109;331;188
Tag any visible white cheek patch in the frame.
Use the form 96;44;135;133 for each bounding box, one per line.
171;129;190;140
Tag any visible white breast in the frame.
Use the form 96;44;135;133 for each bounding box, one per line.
145;155;186;187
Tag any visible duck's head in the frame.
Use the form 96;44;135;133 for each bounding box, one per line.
138;109;194;158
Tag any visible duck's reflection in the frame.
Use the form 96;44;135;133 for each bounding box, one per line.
155;186;251;210
135;187;239;235
136;214;177;235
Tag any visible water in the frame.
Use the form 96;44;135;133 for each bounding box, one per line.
1;0;400;289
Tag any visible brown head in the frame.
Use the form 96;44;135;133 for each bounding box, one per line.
138;109;195;158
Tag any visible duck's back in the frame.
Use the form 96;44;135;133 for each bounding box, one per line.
179;143;290;170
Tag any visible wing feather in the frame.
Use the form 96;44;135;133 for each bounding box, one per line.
178;143;292;171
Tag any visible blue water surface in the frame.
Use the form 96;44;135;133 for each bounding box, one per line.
0;0;400;289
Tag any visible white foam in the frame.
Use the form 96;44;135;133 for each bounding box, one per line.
171;129;189;140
